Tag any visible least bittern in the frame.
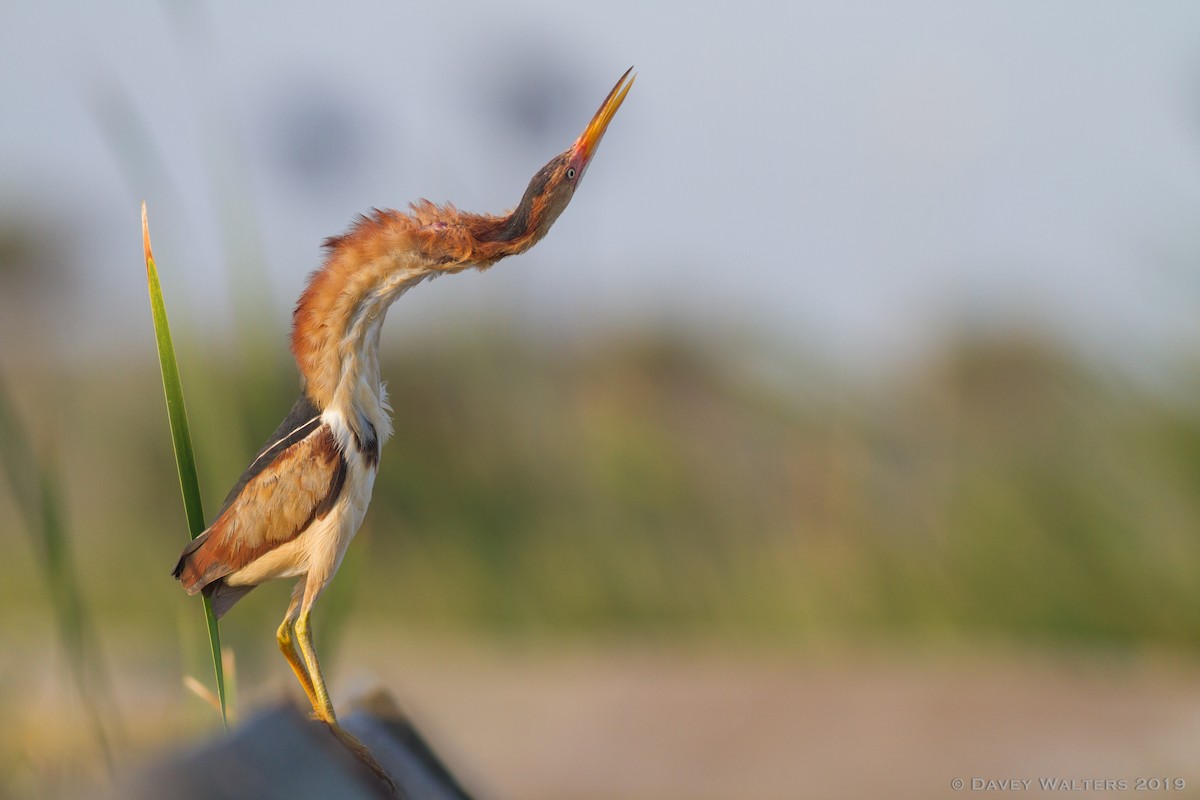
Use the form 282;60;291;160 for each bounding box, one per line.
172;68;634;785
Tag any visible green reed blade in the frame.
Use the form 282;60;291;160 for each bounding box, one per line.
142;203;227;730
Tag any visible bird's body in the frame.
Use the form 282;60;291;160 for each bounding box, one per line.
175;193;597;618
175;394;369;609
172;68;633;788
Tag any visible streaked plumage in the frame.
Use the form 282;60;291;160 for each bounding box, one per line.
171;67;634;788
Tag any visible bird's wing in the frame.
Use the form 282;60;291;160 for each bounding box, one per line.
173;407;346;594
213;394;323;518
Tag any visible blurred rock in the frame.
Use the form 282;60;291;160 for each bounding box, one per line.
109;692;475;800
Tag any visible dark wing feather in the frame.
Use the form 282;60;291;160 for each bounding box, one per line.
215;394;322;518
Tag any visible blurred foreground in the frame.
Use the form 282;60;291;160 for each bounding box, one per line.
3;329;1200;797
7;634;1200;800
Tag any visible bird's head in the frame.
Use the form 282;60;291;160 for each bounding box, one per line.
488;67;634;249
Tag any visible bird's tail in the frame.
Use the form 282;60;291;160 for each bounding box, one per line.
173;531;256;618
203;580;255;619
172;530;215;593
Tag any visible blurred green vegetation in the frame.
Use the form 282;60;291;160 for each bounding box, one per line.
4;327;1200;659
6;317;1200;799
0;372;118;771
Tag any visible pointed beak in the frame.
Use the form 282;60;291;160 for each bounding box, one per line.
572;67;635;170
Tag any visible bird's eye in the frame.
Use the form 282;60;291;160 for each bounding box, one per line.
567;167;577;179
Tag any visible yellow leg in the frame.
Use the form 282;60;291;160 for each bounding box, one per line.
294;609;336;722
292;608;395;794
276;615;320;714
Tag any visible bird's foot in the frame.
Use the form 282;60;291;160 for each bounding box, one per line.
323;719;397;796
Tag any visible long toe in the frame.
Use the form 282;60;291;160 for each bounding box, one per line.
324;720;397;796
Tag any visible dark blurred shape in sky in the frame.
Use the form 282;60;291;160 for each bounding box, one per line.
480;54;584;150
0;211;72;363
0;220;54;293
264;76;369;193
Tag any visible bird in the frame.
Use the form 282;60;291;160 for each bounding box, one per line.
172;67;634;786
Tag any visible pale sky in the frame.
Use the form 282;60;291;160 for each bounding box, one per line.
3;1;1199;376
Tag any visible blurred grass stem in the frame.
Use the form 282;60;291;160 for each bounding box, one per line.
0;373;118;771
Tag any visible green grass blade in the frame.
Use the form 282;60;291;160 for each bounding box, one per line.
0;373;118;768
142;203;228;730
36;452;118;768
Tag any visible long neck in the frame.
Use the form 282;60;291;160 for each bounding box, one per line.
290;200;546;444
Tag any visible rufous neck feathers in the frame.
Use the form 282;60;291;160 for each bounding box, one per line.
289;194;558;432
